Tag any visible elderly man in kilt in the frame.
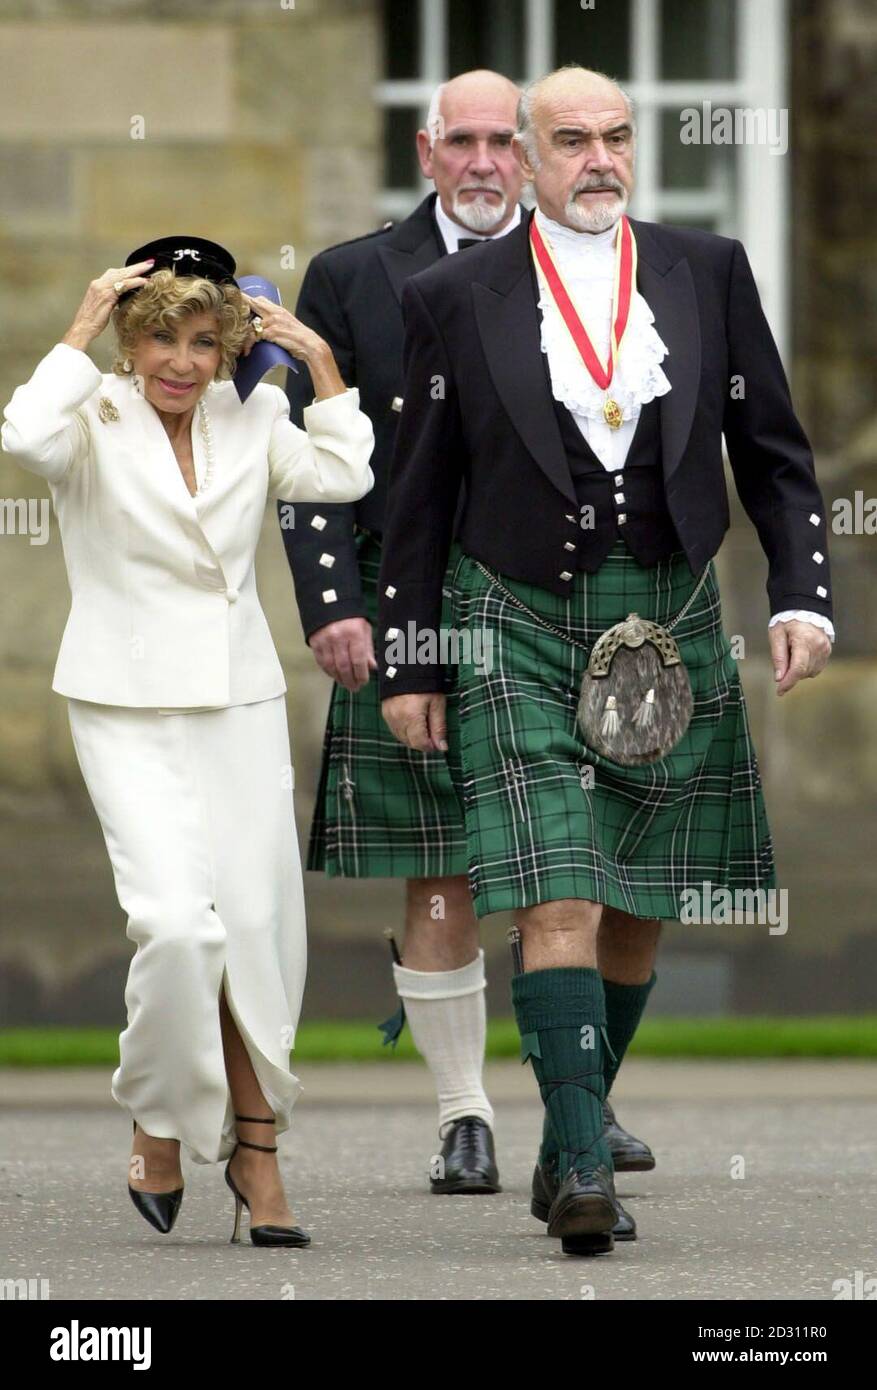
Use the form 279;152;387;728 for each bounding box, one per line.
277;72;662;1197
379;65;834;1255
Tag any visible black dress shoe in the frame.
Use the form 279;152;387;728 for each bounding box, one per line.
603;1099;655;1172
545;1164;618;1255
530;1160;636;1241
429;1116;501;1194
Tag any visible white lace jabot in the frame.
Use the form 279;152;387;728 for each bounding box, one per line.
532;206;671;426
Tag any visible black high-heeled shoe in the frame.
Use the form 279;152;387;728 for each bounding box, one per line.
225;1113;311;1248
128;1119;184;1234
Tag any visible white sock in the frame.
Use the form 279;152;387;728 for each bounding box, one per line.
393;950;494;1133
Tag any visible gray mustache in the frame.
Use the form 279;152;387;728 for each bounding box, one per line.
573;181;624;195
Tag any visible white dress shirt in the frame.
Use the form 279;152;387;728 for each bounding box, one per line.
532;208;835;643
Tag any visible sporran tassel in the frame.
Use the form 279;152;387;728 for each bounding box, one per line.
600;694;620;738
633;688;656;728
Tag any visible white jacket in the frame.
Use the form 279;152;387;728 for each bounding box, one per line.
1;343;375;707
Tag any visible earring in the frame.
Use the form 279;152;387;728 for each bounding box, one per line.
122;358;133;373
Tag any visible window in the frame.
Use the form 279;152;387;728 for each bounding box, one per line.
377;0;789;352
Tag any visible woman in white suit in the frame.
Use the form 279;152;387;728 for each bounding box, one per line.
1;236;374;1246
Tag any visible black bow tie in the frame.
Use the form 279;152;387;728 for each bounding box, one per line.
457;237;487;250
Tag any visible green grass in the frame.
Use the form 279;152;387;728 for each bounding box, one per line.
1;1016;876;1066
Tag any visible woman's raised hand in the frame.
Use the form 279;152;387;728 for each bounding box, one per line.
61;260;156;352
239;293;330;365
239;292;346;401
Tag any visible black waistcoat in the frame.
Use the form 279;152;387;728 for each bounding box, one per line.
548;388;683;570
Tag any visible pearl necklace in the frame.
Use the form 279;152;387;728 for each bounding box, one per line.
195;397;214;496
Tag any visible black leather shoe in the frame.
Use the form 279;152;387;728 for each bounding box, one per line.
129;1120;184;1234
544;1163;619;1255
531;1160;636;1241
429;1116;501;1194
603;1099;655;1172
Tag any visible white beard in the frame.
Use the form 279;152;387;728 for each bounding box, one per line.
451;190;510;233
564;188;628;233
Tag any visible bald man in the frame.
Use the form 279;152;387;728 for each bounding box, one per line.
277;72;527;1196
379;64;833;1254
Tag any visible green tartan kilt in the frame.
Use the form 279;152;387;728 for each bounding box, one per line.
307;532;469;878
450;539;777;920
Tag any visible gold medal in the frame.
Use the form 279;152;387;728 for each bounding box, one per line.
603;397;622;430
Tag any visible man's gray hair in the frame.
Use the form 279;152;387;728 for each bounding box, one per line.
515;65;636;168
425;82;446;145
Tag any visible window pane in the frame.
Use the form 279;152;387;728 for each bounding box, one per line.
660;0;736;79
383;0;420;79
384;108;421;190
447;0;524;78
553;0;631;81
659;214;721;233
660;108;737;190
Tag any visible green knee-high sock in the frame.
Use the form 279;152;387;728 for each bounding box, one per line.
512;966;614;1179
539;970;657;1165
602;971;657;1096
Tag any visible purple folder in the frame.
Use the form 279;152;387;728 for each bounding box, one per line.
232;275;299;404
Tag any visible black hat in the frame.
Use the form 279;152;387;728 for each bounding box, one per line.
119;236;237;302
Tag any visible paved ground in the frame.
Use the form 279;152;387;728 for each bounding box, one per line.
1;1060;875;1301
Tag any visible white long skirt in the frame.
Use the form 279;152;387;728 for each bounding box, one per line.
66;694;306;1165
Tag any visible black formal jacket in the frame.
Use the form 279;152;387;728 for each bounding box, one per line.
377;210;834;698
278;193;450;640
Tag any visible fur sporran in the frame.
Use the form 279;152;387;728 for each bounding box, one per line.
472;559;710;768
577;614;693;766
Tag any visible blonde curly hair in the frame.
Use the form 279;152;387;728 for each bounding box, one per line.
111;268;251;380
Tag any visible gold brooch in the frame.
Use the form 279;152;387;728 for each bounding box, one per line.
98;396;120;423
